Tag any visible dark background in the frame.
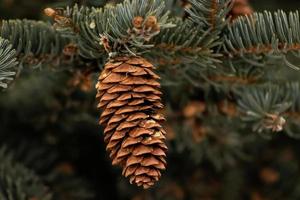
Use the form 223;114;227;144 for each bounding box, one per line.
1;0;300;19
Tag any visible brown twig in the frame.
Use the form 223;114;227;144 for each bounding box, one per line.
208;75;258;84
155;43;205;54
210;0;218;30
227;43;300;57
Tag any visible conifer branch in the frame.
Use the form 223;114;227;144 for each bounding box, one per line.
235;83;300;135
150;18;221;68
210;0;218;29
0;37;18;89
0;146;53;200
40;0;232;76
0;19;70;66
169;110;250;170
17;144;95;200
208;74;257;84
53;0;174;59
224;11;300;70
186;0;230;32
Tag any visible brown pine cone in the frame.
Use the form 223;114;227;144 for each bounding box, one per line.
96;56;167;189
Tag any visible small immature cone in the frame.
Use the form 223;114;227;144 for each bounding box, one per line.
96;56;167;189
132;16;144;29
144;16;157;29
229;0;254;21
44;8;56;17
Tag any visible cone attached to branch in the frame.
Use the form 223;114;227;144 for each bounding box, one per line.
96;56;167;189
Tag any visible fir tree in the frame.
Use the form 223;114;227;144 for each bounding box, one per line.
2;0;300;199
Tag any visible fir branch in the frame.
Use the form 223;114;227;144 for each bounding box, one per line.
0;37;18;89
224;11;300;70
210;0;218;29
46;5;93;38
186;0;230;32
150;18;221;68
0;19;69;65
235;83;293;134
146;0;230;69
50;1;229;68
0;146;53;200
14;144;94;200
202;62;265;87
208;74;257;84
171;114;249;170
52;0;174;59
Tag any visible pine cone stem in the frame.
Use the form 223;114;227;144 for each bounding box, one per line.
96;56;167;189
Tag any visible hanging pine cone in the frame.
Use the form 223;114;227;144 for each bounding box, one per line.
96;56;167;189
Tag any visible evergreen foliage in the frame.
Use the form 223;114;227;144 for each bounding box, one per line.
2;0;300;198
0;146;52;200
0;38;18;89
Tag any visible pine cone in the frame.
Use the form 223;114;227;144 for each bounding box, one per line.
96;56;167;189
